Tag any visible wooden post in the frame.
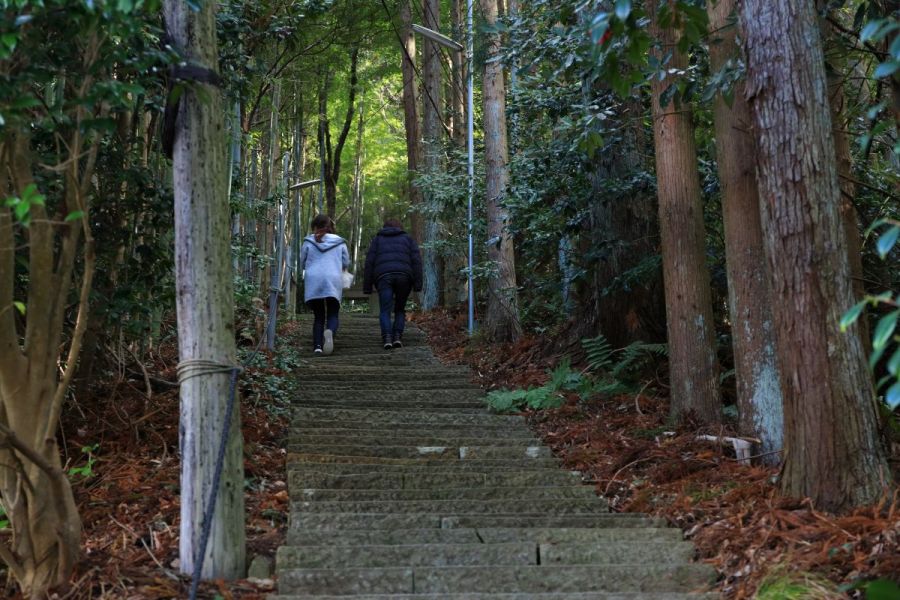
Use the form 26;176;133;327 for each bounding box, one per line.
164;0;246;579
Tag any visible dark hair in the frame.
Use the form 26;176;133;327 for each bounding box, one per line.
383;218;403;229
311;213;333;242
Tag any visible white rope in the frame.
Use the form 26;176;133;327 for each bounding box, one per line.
176;359;243;384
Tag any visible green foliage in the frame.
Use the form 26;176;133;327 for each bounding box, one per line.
859;579;900;600
67;444;99;480
756;569;842;599
3;183;44;227
486;336;667;413
842;219;900;412
485;360;575;413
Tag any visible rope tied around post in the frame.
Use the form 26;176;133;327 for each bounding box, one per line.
176;358;242;600
176;359;243;384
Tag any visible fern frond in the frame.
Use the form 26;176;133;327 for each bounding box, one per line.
582;334;615;373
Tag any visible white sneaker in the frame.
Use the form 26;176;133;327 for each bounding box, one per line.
323;329;334;355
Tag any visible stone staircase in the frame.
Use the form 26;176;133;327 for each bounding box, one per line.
272;314;717;599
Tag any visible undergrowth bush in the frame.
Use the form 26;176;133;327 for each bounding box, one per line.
485;335;667;413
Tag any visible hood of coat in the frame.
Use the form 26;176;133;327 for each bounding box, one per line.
377;226;406;237
304;233;346;252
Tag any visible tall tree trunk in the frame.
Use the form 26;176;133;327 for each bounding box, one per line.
740;0;891;509
708;0;783;461
317;71;329;214
164;0;246;577
818;3;870;351
649;2;721;424
421;0;444;309
351;98;365;271
0;132;87;599
450;0;466;146
585;98;666;348
324;47;360;218
400;0;425;243
481;0;521;341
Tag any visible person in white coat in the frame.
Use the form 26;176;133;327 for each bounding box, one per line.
300;214;350;355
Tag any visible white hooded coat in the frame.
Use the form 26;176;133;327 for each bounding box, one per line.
300;233;350;302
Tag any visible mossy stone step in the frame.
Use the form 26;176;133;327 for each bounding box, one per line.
289;497;607;515
295;388;484;399
297;382;482;391
291;401;486;412
288;470;583;491
292;485;595;502
287;462;572;477
288;435;538;448
292;407;524;426
269;594;716;600
286;453;559;468
277;542;536;569
287;445;552;460
290;426;536;439
286;525;678;546
299;365;461;375
287;512;649;531
276;563;715;595
291;399;486;410
275;541;696;570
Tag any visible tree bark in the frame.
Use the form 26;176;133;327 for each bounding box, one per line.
399;0;425;244
0;133;84;598
585;98;666;348
707;0;783;461
421;0;444;309
649;2;721;424
817;3;870;351
164;0;246;577
481;0;521;342
450;0;466;146
740;0;891;509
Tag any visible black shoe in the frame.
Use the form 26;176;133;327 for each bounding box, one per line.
392;334;403;349
382;335;393;350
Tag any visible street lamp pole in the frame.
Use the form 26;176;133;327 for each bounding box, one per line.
466;0;474;336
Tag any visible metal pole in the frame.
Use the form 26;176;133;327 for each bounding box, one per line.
466;0;475;335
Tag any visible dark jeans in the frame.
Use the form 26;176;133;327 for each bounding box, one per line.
377;273;412;339
306;297;340;348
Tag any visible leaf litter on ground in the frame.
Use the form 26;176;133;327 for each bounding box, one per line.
413;308;900;599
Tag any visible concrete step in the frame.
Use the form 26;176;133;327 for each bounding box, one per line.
292;486;594;502
286;525;679;546
276;541;696;570
276;563;716;595
288;470;584;490
289;498;607;515
269;594;716;600
286;445;552;460
287;453;559;469
292;407;524;426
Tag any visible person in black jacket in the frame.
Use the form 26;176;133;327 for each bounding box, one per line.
363;218;423;349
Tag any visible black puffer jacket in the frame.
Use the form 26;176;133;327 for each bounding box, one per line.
363;226;423;293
